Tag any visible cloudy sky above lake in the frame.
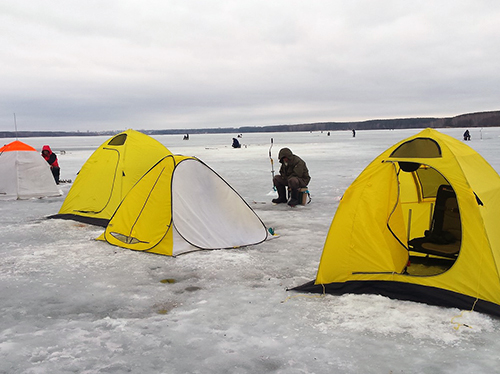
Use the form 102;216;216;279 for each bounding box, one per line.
1;0;499;132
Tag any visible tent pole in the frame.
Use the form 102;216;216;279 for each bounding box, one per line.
407;209;412;243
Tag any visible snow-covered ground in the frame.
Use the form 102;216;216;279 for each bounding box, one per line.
1;127;500;373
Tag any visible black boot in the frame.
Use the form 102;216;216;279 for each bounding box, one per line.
272;185;287;204
288;189;299;206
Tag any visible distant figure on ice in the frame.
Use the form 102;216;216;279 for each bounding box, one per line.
272;148;310;207
352;129;356;137
41;145;60;184
232;138;241;148
463;129;471;141
183;134;189;140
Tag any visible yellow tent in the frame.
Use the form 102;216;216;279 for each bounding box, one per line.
295;128;500;316
97;155;269;256
54;130;170;226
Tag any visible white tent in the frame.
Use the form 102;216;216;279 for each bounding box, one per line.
0;140;62;200
98;155;270;256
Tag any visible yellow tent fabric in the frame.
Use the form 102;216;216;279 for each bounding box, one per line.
295;128;500;316
54;130;170;226
98;155;178;254
98;155;269;256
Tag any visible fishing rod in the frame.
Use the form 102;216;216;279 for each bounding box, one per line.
269;138;276;190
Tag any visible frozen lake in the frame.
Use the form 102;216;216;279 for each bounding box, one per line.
1;127;500;373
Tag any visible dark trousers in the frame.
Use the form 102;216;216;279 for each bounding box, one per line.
51;167;60;184
273;175;308;191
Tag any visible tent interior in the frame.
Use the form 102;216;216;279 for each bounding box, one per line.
396;163;460;275
384;144;463;276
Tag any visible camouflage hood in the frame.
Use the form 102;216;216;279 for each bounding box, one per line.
278;148;293;162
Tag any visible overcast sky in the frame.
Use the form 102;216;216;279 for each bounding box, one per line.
1;1;499;132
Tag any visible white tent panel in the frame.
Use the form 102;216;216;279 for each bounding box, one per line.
172;159;268;250
0;151;61;200
0;152;18;200
172;227;199;256
17;152;61;199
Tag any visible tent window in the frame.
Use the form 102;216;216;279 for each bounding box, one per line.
414;166;448;200
390;138;442;158
110;232;146;244
108;133;127;146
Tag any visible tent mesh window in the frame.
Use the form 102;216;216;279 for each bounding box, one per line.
390;138;442;158
108;133;127;146
414;166;448;200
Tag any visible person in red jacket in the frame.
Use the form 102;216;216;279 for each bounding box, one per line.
41;145;60;184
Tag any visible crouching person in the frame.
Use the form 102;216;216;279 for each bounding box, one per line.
272;148;310;206
41;145;60;184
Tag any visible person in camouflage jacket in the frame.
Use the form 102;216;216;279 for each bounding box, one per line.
272;147;310;206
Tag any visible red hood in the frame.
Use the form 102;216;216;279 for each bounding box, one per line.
42;145;52;154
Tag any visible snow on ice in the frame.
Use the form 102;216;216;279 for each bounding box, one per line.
1;128;500;373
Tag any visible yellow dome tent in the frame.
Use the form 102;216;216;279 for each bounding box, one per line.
294;128;500;316
97;155;269;256
53;130;170;226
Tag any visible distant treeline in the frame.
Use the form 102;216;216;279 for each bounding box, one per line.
2;110;500;138
0;130;117;138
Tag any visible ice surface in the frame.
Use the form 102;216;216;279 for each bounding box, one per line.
1;128;500;373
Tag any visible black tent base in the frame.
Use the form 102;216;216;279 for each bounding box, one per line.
47;214;109;228
292;279;500;318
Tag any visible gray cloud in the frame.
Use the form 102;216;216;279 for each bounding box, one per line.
1;0;500;131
